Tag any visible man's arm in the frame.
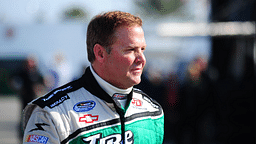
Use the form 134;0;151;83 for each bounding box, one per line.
23;105;60;144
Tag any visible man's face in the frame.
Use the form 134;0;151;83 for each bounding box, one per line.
103;25;146;89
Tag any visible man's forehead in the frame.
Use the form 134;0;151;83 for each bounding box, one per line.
115;25;143;33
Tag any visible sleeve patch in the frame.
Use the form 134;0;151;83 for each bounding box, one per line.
25;134;49;144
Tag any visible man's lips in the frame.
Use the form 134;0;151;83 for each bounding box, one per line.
131;67;143;73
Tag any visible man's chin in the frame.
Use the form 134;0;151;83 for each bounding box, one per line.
131;77;141;86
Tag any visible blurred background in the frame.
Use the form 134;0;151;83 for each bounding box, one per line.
0;0;255;143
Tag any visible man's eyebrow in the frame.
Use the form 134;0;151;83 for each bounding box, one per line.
126;45;147;48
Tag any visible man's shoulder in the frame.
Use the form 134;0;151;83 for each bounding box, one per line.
32;79;82;109
133;88;162;110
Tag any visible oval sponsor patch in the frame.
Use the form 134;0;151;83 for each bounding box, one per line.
73;101;96;112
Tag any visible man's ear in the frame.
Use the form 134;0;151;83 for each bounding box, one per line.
94;44;106;63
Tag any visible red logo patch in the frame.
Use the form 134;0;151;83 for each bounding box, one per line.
131;98;142;106
79;114;99;123
113;93;127;100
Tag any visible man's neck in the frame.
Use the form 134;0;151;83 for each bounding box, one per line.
90;65;132;97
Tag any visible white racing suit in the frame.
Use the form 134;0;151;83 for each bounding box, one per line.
22;67;164;144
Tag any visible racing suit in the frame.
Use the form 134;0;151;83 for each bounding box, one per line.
23;67;164;144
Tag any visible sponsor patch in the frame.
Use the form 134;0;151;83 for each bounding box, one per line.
25;134;49;144
73;101;96;112
49;95;70;108
82;130;134;144
131;98;147;110
79;114;99;123
112;93;127;100
131;98;142;106
42;86;72;101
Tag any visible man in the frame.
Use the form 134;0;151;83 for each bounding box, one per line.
23;11;164;144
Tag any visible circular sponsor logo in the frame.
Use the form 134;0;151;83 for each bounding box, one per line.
73;101;96;112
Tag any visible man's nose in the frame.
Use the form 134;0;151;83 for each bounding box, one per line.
135;51;146;64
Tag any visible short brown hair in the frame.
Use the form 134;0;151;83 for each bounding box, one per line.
86;11;143;63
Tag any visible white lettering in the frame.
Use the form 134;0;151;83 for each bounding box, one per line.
50;95;68;108
125;130;134;144
43;86;72;101
82;131;134;144
82;134;101;144
100;134;121;144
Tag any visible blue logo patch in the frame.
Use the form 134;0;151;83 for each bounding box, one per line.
73;101;96;112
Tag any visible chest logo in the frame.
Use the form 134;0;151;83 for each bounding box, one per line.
79;114;99;123
82;130;134;144
112;93;127;100
131;98;142;106
73;101;96;112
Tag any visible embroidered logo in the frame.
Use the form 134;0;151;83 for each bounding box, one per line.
79;114;99;123
42;86;72;101
29;123;49;132
112;93;127;100
73;101;96;112
49;95;70;108
82;130;134;144
131;98;142;106
25;135;49;144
